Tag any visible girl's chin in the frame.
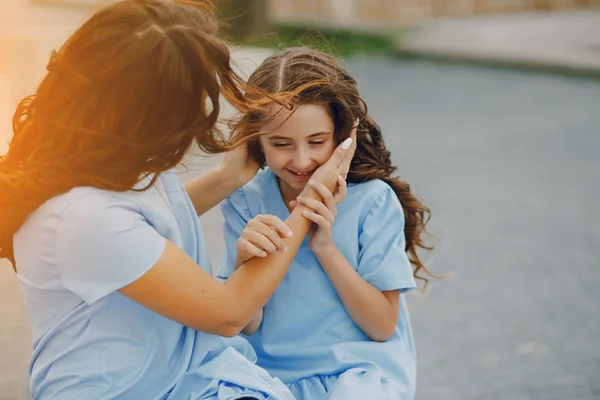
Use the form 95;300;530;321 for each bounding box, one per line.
277;176;307;193
284;180;306;192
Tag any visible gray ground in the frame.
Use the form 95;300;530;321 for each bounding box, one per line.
1;58;599;399
341;58;600;400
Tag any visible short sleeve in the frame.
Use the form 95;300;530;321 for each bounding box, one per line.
216;188;252;281
358;185;417;292
55;194;167;305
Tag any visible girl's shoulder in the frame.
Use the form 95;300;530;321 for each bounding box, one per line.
229;168;277;204
346;179;397;205
241;167;275;193
341;179;404;223
223;168;278;217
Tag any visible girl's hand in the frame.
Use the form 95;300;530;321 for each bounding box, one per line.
235;215;293;268
307;123;357;194
295;176;347;255
339;119;358;179
219;140;260;187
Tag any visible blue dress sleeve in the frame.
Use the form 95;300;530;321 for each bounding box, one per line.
216;188;252;281
357;185;417;292
55;193;167;305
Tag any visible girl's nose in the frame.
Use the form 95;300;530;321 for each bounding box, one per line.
292;148;312;170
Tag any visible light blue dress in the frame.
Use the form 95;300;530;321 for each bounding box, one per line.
217;168;418;400
13;171;294;400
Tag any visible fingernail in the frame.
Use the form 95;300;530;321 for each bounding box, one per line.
341;138;353;150
286;231;293;237
308;180;316;186
281;247;287;253
355;118;360;126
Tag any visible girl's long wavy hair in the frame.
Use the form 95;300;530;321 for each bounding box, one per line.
0;0;278;269
233;47;435;286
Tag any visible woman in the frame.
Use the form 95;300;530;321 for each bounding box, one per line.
0;1;354;399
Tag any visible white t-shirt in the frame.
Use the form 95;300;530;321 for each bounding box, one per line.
14;171;293;400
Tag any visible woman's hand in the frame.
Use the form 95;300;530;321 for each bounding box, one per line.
295;176;347;254
235;215;293;268
218;140;260;187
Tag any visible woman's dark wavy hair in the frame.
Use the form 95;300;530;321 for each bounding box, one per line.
0;0;287;270
233;47;435;286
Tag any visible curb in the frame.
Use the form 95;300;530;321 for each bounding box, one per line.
394;46;600;79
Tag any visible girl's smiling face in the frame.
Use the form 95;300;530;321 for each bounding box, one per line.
259;103;336;201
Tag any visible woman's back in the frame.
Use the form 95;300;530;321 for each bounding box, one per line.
15;172;256;399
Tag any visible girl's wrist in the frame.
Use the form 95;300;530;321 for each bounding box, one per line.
313;242;337;260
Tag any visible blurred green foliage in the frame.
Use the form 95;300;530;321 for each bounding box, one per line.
215;0;398;58
243;26;398;58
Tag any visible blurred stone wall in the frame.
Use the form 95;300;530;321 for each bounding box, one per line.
267;0;600;31
0;0;102;152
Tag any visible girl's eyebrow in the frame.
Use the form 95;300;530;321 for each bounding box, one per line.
268;131;332;141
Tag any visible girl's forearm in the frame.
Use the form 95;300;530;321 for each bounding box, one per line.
315;245;398;342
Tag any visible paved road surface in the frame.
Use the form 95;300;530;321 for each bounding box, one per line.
2;57;599;400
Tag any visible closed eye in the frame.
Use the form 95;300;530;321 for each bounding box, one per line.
272;143;292;148
309;140;326;146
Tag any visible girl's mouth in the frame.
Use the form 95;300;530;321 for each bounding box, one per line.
286;168;315;179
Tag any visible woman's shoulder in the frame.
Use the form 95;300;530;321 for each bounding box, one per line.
15;186;133;266
36;186;121;221
32;175;165;228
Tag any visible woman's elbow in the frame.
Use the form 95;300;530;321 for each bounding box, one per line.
240;324;258;336
212;318;245;338
241;315;262;336
203;308;247;338
218;325;244;338
367;323;396;342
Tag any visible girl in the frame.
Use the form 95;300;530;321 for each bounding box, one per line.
218;48;434;399
0;2;355;399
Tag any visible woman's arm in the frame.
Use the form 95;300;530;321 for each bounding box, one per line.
120;138;354;337
120;204;311;337
185;142;260;216
240;307;263;335
184;165;247;216
315;246;399;342
231;214;292;335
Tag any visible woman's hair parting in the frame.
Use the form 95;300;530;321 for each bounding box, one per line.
234;47;436;287
0;0;271;268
